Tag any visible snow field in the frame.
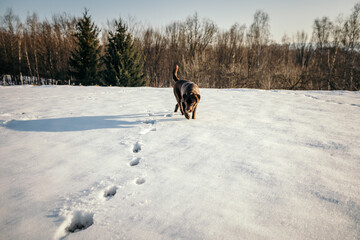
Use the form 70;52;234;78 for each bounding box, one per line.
0;86;359;240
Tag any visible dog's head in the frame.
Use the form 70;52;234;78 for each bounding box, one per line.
182;93;200;113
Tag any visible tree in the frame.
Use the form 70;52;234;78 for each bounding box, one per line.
343;3;360;90
102;18;144;86
313;17;332;49
312;17;333;89
247;10;270;87
69;9;101;85
142;28;167;87
0;9;21;83
184;12;217;58
215;23;246;88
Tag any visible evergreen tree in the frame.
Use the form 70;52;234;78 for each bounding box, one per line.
69;9;101;85
103;19;145;86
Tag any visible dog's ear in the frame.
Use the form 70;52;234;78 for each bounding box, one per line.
183;93;187;99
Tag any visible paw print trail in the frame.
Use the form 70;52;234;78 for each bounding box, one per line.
53;111;173;239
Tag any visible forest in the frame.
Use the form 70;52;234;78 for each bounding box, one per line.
0;3;359;90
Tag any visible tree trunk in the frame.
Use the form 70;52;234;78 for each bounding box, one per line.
24;39;33;78
18;37;23;85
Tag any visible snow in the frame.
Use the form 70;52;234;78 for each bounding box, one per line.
0;85;359;240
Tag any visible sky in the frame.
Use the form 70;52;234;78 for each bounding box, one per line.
0;0;359;42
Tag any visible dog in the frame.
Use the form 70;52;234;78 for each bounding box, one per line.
172;65;201;119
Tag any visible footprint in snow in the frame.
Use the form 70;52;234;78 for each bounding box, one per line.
143;119;156;125
129;157;141;167
135;177;146;185
103;186;117;199
132;142;141;153
65;211;94;233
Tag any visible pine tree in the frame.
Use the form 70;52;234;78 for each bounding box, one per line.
69;9;101;85
103;19;145;87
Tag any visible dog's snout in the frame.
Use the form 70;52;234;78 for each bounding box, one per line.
186;105;193;113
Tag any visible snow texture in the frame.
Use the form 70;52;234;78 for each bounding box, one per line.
0;86;359;240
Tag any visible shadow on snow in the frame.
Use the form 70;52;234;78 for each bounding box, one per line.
2;113;181;132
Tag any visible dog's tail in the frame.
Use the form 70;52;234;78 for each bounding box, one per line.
173;65;180;82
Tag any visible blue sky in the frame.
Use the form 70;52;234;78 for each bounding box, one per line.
0;0;358;42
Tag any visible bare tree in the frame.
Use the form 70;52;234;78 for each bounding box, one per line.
326;16;343;89
215;23;246;87
313;17;332;49
343;3;360;90
142;28;168;86
246;10;270;87
0;9;21;83
184;13;217;58
26;13;40;84
312;17;333;89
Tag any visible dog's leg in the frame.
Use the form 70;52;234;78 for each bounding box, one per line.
180;101;185;115
182;102;190;119
174;103;179;112
192;104;198;119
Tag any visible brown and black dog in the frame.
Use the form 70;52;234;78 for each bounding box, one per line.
172;65;201;119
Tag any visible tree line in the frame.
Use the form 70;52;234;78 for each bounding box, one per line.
1;3;359;90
